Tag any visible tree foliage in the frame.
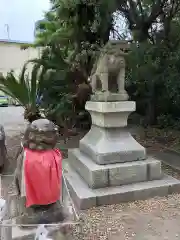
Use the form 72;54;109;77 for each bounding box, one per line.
117;0;180;43
2;0;180;130
34;0;118;78
126;19;180;126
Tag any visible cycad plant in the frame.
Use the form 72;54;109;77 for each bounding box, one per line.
0;63;46;122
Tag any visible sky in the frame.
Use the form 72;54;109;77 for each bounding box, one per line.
0;0;50;42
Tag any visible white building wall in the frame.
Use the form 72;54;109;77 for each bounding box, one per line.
0;41;41;77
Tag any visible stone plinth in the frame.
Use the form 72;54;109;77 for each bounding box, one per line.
64;101;180;210
80;101;146;164
68;149;161;189
91;91;129;102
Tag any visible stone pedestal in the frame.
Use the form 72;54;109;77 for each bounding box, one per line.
64;101;180;210
80;101;145;164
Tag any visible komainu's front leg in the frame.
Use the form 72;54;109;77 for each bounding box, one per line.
101;72;109;92
117;68;125;92
117;68;129;100
91;74;97;93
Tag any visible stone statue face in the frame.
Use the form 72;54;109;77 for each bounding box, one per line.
108;54;125;72
109;55;116;65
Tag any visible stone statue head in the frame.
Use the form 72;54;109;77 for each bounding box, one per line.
107;54;125;72
23;118;59;150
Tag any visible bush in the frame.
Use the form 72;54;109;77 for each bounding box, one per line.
126;40;180;127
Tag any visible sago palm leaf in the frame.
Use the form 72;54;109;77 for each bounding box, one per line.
0;71;30;107
0;63;45;109
30;64;39;108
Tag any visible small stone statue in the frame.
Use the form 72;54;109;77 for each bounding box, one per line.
90;40;130;102
0;125;7;172
14;119;65;224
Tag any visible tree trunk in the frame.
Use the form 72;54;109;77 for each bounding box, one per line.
145;84;157;126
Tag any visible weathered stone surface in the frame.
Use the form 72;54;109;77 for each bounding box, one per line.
109;161;147;186
68;150;162;188
63;162;96;210
22;118;59;150
80;125;146;165
91;92;128;102
1;220;12;240
0;125;7;170
79;101;147;165
146;158;162;180
85;101;135;128
15;201;66;225
64;162;180;210
7;194;26;219
68;149;108;189
14;150;24;197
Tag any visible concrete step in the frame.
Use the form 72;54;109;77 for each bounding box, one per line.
1;219;71;240
68;149;162;189
64;162;180;210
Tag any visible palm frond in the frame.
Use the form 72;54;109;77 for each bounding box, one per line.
0;72;29;106
0;62;46;111
30;64;39;108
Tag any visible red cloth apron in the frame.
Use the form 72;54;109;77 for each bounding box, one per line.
24;148;62;207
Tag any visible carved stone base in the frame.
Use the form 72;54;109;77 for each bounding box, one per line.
64;100;180;210
80;101;146;164
7;194;66;225
91;91;129;102
80;125;146;165
15;201;66;225
64;162;180;210
68;148;161;189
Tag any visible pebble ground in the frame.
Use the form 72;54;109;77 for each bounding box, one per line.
71;167;180;239
2;107;180;240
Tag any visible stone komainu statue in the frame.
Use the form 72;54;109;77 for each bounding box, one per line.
14;119;65;225
90;40;130;102
15;119;59;196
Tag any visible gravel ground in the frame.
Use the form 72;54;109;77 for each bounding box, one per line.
69;128;180;240
75;192;180;240
68;163;180;240
5;138;180;239
2;108;180;240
